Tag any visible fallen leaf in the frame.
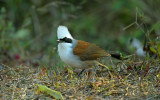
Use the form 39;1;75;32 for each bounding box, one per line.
35;84;63;100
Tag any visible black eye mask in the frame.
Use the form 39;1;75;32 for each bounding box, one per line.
59;37;72;43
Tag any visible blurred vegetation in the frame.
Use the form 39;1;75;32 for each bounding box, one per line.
0;0;160;99
0;0;160;65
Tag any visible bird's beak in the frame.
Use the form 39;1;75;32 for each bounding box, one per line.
57;39;60;43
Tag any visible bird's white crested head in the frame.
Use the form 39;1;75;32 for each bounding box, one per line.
57;26;73;39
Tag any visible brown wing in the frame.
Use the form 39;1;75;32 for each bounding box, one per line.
73;40;90;56
73;40;111;61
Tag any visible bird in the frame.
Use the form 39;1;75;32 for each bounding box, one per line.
57;25;124;78
57;25;113;70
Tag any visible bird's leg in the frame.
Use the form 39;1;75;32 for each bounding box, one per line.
78;69;85;77
94;64;98;73
87;64;99;82
97;62;112;78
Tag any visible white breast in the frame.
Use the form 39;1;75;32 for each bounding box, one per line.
58;43;83;68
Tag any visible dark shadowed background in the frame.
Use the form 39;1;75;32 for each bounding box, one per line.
0;0;160;67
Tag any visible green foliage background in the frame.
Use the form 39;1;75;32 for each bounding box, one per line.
0;0;160;65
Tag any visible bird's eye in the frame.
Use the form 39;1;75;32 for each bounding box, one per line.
59;37;72;43
64;37;72;43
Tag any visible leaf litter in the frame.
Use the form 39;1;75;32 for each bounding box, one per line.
0;57;160;100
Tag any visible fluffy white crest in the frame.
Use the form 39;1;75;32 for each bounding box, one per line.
57;26;73;39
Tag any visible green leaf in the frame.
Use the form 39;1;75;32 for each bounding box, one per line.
157;44;160;54
157;71;160;78
1;7;6;13
150;46;156;53
35;84;63;100
108;66;112;70
123;73;131;82
67;68;73;79
15;29;30;39
151;22;160;32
